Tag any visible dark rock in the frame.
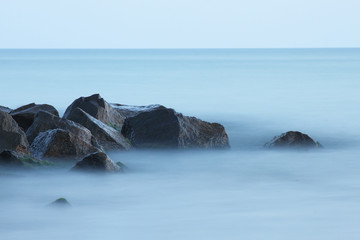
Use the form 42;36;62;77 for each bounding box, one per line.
49;198;71;207
63;94;124;126
0;150;54;167
65;107;131;150
30;129;99;159
0;110;29;153
121;106;230;149
10;103;59;132
264;131;322;149
26;111;97;146
71;152;122;172
0;105;12;113
0;150;23;166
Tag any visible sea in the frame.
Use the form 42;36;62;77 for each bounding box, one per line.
0;48;360;239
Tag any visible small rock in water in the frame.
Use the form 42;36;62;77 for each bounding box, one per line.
71;152;123;172
264;131;323;149
49;198;71;208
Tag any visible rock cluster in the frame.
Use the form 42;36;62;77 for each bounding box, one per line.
0;94;230;171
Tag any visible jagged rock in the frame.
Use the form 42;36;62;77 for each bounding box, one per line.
65;107;131;150
30;129;99;159
0;105;12;113
264;131;322;149
10;103;59;132
0;150;23;166
49;198;71;208
26;111;98;147
121;106;230;149
71;152;122;172
0;110;29;153
63;94;124;127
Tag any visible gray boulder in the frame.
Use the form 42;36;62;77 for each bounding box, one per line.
264;131;322;149
10;103;59;131
65;107;130;150
0;110;29;153
63;94;124;127
121;106;230;149
26;111;98;146
30;129;99;159
71;152;122;172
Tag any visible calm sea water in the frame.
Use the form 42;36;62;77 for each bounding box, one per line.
1;49;360;239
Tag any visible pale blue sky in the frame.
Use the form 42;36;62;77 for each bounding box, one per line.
0;0;359;48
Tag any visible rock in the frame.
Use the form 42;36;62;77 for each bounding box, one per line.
0;110;29;153
30;129;99;159
65;107;131;150
64;94;124;127
49;198;71;207
0;150;54;167
10;103;59;132
121;106;230;149
264;131;322;149
26;111;98;146
0;105;12;113
71;152;122;172
0;150;23;166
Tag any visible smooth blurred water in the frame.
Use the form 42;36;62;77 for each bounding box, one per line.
1;49;360;239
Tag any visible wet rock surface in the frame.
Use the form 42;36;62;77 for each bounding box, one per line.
65;107;130;150
71;152;122;172
0;110;29;154
10;103;59;132
121;106;230;149
64;94;125;126
30;129;99;159
264;131;322;149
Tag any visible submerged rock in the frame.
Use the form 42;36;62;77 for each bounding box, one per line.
49;198;71;208
71;152;122;172
0;150;23;166
264;131;322;149
10;103;59;132
121;106;230;149
63;94;124;126
0;110;29;153
30;129;99;159
65;107;130;150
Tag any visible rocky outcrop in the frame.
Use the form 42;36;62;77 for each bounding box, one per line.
65;107;130;150
30;129;99;159
0;110;29;153
26;111;97;146
121;106;230;149
0;150;53;167
264;131;322;149
71;152;122;172
10;103;59;131
63;94;124;127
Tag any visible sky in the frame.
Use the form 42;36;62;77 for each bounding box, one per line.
0;0;359;48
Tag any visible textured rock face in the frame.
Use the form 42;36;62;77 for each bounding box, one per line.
26;110;96;146
65;107;131;150
264;131;322;149
121;106;230;149
71;152;121;172
63;94;124;126
30;129;99;159
10;103;59;131
0;111;29;153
